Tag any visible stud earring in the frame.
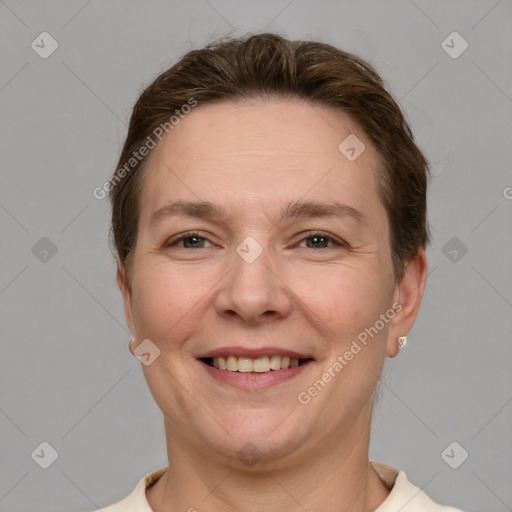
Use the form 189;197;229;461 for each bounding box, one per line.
398;336;408;349
129;339;135;354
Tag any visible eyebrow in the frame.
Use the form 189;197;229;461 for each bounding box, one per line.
148;199;368;228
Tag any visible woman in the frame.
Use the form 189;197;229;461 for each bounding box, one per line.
95;33;464;511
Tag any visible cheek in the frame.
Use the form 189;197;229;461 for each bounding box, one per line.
304;263;390;335
130;259;222;345
130;263;187;338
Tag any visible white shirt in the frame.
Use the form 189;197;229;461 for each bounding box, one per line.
93;461;465;511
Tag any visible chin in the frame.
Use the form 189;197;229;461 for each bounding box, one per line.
195;409;312;469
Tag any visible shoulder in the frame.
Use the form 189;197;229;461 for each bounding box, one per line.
89;467;167;512
371;461;466;512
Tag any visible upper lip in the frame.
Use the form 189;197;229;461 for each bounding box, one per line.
198;346;314;360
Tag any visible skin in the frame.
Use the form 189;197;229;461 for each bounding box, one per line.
117;98;427;512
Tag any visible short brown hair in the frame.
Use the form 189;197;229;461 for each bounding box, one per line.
109;33;429;285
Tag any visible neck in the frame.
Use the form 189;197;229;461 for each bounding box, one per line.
147;410;390;512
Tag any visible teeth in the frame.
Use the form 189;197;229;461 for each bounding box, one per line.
253;356;270;373
210;355;306;372
238;357;253;373
269;355;281;370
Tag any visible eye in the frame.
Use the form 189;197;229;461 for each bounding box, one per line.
165;231;346;250
298;231;347;249
165;231;213;249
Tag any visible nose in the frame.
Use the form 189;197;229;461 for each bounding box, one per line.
214;241;293;326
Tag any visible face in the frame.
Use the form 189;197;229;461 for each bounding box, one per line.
118;98;425;468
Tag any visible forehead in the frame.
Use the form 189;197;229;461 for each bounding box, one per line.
139;98;385;225
149;97;376;166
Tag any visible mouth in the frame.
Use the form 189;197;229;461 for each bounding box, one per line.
197;347;315;390
201;355;314;372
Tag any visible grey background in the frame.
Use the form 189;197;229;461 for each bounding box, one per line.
1;0;511;511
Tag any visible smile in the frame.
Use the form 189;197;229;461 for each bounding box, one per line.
198;348;315;390
204;355;313;373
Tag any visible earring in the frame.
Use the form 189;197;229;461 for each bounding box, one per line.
398;336;408;349
129;339;135;354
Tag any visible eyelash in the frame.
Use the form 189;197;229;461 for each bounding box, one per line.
165;231;347;250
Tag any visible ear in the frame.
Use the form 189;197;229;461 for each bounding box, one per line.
117;264;136;343
386;248;428;358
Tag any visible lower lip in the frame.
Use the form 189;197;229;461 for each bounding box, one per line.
199;360;312;390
